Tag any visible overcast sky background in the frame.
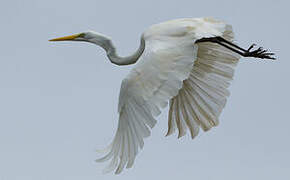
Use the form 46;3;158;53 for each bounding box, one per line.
0;0;289;179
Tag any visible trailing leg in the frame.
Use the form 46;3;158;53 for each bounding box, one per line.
196;36;275;60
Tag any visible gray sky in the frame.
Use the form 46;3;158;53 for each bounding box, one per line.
0;0;289;179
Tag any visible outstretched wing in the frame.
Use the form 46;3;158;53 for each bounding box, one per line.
96;34;198;174
166;19;241;138
96;17;239;174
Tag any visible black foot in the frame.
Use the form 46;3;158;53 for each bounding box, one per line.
244;44;276;60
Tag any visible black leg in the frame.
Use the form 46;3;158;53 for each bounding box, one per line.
196;36;276;60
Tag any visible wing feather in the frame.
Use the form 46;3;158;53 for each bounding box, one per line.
166;99;177;136
167;18;240;138
96;34;198;173
97;17;241;174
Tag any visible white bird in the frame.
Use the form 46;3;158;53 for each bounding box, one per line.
49;17;275;174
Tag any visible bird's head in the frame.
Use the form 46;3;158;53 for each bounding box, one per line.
49;31;112;49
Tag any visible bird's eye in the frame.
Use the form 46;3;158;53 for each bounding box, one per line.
79;33;85;38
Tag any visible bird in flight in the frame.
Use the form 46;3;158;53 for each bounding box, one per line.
50;17;275;174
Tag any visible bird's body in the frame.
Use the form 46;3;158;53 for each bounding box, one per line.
50;17;275;174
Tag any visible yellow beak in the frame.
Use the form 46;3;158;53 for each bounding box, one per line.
49;33;82;41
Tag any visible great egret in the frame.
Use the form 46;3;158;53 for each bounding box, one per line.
49;17;275;174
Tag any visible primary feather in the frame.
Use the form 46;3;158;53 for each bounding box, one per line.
96;17;241;174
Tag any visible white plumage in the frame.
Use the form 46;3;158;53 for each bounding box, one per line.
50;17;274;174
96;17;239;174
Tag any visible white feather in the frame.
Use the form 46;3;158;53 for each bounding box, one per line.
97;17;240;174
166;18;240;137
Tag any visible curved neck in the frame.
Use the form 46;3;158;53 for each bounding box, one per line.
91;35;145;66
